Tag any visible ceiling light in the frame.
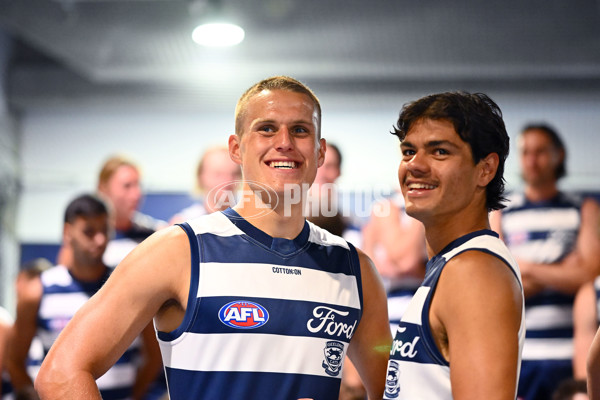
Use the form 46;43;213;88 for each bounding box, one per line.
192;22;245;47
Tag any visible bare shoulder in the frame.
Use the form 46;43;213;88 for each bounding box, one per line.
438;250;521;309
355;248;378;279
354;248;387;304
106;225;192;312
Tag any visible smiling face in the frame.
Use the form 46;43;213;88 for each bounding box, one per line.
229;89;325;199
398;118;495;227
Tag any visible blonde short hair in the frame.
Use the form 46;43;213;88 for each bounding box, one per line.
234;76;321;137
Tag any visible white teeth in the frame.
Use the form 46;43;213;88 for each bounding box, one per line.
408;183;435;190
269;161;297;169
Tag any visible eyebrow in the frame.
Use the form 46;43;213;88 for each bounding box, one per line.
401;139;461;150
251;118;313;126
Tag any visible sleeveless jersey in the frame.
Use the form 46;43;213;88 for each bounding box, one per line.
157;208;363;400
500;192;581;362
384;230;524;400
38;265;141;399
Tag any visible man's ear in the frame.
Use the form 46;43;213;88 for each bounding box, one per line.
478;152;499;187
63;223;72;245
317;138;326;168
228;134;242;165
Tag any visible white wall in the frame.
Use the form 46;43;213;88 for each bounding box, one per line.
15;89;600;244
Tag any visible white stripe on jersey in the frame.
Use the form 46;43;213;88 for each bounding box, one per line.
39;292;90;318
522;338;573;360
509;240;572;264
524;304;572;330
159;332;347;378
187;212;244;237
398;287;430;326
442;234;520;274
307;221;350;250
198;262;361;309
40;265;73;286
502;208;579;232
97;363;139;389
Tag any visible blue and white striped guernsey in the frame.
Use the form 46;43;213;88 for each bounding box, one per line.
500;191;581;400
38;265;142;399
384;230;525;400
158;208;363;400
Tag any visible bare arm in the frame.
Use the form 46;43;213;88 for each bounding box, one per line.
573;280;598;379
518;198;600;295
35;226;190;400
346;249;393;400
432;251;523;400
6;273;43;400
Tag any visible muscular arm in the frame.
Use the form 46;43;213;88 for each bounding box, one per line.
573;281;598;380
6;272;43;399
431;251;523;400
35;226;190;400
346;249;392;400
518;198;600;296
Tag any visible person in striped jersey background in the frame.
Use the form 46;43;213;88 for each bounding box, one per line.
7;194;161;400
491;124;600;400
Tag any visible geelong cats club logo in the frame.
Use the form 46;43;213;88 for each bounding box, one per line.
384;360;400;398
218;301;269;329
322;341;345;376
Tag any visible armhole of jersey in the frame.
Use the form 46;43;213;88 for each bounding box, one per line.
418;266;450;367
420;247;523;366
156;222;200;342
347;241;364;320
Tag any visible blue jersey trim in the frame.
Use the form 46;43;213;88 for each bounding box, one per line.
157;222;200;341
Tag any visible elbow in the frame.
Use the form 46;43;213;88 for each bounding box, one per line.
35;359;63;399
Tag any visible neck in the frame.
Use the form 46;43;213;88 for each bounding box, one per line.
525;182;559;202
114;215;133;231
233;189;306;239
67;260;107;282
423;208;490;258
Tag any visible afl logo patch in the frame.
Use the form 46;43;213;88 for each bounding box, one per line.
218;300;269;329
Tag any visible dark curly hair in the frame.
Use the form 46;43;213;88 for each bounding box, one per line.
391;91;510;211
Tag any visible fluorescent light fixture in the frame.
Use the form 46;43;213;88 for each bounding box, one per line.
192;23;245;47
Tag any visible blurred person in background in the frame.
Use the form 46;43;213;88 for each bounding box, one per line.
96;155;167;267
169;146;241;225
491;123;600;400
7;194;161;400
306;142;361;245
